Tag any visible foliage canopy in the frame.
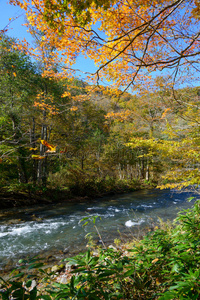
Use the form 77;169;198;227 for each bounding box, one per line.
9;0;200;91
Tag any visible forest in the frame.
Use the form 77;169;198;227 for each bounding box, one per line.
0;34;200;207
1;0;200;299
1;0;200;206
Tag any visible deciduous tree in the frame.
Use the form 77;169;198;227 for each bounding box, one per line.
9;0;200;92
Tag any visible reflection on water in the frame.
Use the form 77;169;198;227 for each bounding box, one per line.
0;189;198;269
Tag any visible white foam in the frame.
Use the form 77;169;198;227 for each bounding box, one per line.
0;232;9;238
140;204;153;208
11;226;33;235
125;220;137;227
125;219;144;227
0;218;70;239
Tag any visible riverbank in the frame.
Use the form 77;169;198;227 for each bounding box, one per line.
0;179;150;209
1;224;152;277
0;188;197;276
1;200;200;299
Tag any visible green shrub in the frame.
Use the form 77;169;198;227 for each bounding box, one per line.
1;199;200;299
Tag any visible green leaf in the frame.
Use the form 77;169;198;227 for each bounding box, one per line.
26;280;33;288
159;291;177;300
11;272;25;278
18;259;27;264
30;287;37;300
98;270;116;278
86;250;90;262
55;292;71;299
187;197;195;202
39;295;52;300
70;275;75;293
124;269;135;277
171;263;180;273
88;256;99;266
28;263;44;270
71;267;87;273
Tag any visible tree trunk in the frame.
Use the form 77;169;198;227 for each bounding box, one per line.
146;164;150;181
37;110;48;186
11;113;28;183
30;117;37;183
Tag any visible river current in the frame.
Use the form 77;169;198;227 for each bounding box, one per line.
0;189;198;270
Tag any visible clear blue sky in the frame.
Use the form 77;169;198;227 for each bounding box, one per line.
0;0;33;41
0;0;97;78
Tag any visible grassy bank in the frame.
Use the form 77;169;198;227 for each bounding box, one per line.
1;199;200;299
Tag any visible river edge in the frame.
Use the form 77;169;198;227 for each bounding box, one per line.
0;184;154;275
0;182;152;210
0;187;198;278
0;223;153;279
1;200;199;299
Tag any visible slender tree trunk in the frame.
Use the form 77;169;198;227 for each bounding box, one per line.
146;163;150;181
37;109;48;185
118;163;122;180
30;117;37;183
11;112;28;183
138;158;145;179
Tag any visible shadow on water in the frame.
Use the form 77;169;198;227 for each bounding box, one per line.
0;188;198;271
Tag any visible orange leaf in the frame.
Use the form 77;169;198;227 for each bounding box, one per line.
152;258;159;264
41;140;56;152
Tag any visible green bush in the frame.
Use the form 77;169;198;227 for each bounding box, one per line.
1;199;200;299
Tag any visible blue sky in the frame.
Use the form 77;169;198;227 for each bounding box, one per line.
1;1;199;90
0;0;32;41
0;0;97;77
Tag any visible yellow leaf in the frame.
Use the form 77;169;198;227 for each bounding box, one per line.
41;140;56;152
31;155;45;160
70;106;78;112
161;108;171;119
156;278;161;285
61;91;71;98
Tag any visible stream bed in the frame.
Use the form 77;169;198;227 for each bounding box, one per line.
0;188;199;270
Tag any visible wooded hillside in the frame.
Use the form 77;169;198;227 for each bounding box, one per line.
0;36;200;203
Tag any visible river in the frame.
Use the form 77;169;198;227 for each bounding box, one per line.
0;188;198;270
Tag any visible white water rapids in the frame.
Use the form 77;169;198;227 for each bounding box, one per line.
0;189;198;270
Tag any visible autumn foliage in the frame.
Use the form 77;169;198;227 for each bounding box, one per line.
0;1;200;193
9;0;200;92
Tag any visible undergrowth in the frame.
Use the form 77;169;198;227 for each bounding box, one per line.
1;200;200;299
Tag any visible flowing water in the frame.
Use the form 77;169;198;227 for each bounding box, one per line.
0;189;198;270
